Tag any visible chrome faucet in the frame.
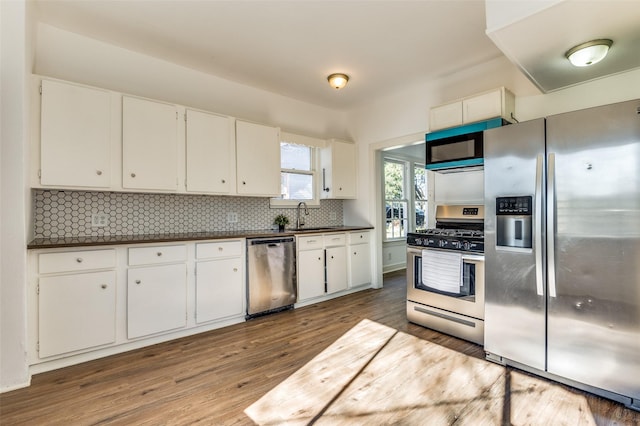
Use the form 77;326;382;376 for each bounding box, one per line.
296;202;309;228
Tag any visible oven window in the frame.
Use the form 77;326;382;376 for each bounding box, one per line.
414;256;476;301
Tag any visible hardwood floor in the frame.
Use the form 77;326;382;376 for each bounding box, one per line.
1;270;638;425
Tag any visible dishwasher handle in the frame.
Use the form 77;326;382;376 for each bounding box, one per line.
248;237;295;246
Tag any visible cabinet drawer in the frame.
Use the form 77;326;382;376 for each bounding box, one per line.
197;240;243;259
39;249;116;274
128;245;186;266
349;231;370;244
297;235;323;251
324;233;346;247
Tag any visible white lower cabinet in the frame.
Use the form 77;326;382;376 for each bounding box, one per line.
39;271;116;358
326;246;347;294
196;257;243;323
297;233;350;302
349;231;372;288
127;263;187;339
297;249;326;301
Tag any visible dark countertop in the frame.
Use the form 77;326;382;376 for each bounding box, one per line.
27;225;374;249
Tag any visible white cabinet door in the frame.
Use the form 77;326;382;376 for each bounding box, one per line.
39;271;116;358
186;109;235;194
297;249;325;301
196;258;243;323
40;79;111;188
326;246;347;294
429;101;463;131
463;89;503;124
349;243;371;288
235;120;281;196
127;264;187;339
122;96;179;191
321;140;357;199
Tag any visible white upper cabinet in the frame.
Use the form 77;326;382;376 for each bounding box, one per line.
40;79;111;188
122;96;179;191
429;87;515;131
185;109;236;194
320;139;357;199
429;101;463;131
235;120;281;196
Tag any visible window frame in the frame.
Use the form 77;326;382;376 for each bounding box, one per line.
383;158;409;241
382;155;429;242
270;134;323;208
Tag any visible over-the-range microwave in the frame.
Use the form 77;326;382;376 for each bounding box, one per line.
425;118;507;172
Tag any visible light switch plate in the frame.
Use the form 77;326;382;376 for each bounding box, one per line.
91;213;109;227
227;212;238;223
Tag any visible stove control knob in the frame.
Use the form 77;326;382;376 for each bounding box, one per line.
463;242;470;250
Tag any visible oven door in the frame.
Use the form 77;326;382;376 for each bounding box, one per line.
407;247;484;320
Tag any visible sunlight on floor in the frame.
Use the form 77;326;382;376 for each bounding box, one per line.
245;319;598;425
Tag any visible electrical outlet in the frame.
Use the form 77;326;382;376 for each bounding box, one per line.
329;212;337;221
91;213;109;227
227;212;238;223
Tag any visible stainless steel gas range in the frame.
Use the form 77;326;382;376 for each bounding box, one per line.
406;205;485;344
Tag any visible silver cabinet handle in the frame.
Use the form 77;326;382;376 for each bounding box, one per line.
135;280;141;284
535;154;544;297
156;252;163;257
96;170;103;176
101;284;107;289
547;152;557;298
76;258;83;263
131;173;136;178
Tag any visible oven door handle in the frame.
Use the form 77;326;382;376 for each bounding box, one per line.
461;254;484;263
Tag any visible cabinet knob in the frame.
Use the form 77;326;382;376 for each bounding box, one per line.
354;252;357;255
233;268;238;272
318;257;322;261
76;257;83;263
130;173;136;178
331;255;334;259
339;187;343;191
221;179;226;183
157;252;163;257
242;181;247;185
135;280;141;285
101;284;107;289
96;170;103;176
218;247;223;251
360;235;363;239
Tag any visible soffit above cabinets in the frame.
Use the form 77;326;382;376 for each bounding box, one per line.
486;0;640;93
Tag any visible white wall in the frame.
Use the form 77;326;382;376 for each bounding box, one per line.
34;24;349;141
1;0;33;391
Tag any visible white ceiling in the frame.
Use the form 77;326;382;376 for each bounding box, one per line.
33;0;504;110
33;1;640;111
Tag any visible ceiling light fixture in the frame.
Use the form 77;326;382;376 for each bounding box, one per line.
565;39;613;67
327;73;349;90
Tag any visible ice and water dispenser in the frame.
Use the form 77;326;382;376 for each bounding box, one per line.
496;196;533;249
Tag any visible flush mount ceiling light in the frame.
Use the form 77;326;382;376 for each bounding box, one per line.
565;39;613;67
327;73;349;90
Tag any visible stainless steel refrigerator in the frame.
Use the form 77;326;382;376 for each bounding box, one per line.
483;99;640;409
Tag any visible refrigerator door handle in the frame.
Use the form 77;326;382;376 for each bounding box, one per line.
535;154;544;296
547;152;557;298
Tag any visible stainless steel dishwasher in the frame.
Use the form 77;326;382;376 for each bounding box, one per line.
246;237;297;318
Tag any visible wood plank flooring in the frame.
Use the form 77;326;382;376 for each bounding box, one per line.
1;270;638;425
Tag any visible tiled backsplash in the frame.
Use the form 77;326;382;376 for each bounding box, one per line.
33;190;344;239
